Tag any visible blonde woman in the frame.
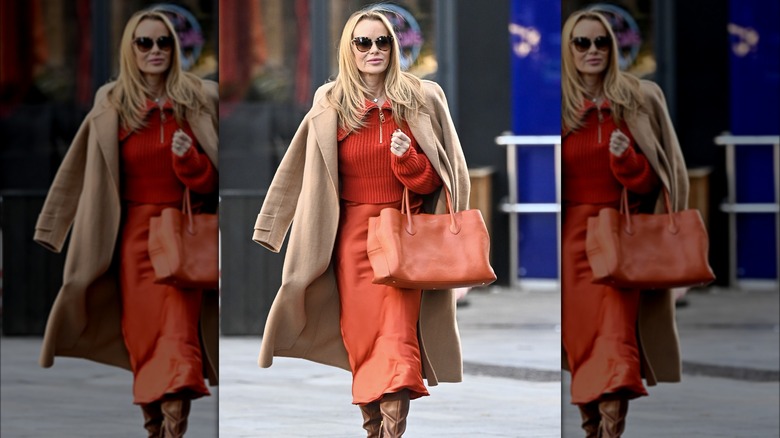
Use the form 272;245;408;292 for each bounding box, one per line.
561;10;688;438
34;9;218;437
253;6;469;437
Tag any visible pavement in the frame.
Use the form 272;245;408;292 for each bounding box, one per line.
1;286;778;437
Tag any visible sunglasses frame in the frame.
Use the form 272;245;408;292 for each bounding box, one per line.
133;36;175;53
352;36;394;53
570;36;612;53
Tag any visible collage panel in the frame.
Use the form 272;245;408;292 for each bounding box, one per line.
1;1;219;437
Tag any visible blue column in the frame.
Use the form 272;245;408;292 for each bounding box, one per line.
509;0;561;279
729;0;779;280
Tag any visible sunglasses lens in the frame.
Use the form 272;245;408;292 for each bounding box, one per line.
135;37;154;52
571;37;590;52
353;37;372;52
157;36;174;51
375;36;392;51
594;36;611;50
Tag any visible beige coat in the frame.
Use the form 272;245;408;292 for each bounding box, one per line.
563;80;689;385
253;80;470;386
33;79;219;385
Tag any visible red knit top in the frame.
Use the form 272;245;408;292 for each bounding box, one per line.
337;99;442;203
563;99;659;205
119;99;217;204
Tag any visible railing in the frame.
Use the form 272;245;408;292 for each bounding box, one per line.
495;134;562;289
715;134;780;289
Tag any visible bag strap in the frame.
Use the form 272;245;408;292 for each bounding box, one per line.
400;187;460;235
619;187;677;235
181;187;195;235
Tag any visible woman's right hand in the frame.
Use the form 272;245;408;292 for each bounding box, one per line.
609;129;630;156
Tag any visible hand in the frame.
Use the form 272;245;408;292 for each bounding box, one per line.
172;129;192;157
390;129;411;157
609;129;630;156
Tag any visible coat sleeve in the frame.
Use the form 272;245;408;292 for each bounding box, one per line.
252;112;311;253
33;116;91;253
430;82;470;211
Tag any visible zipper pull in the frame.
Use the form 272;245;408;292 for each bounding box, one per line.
596;107;603;144
160;109;166;143
378;109;385;144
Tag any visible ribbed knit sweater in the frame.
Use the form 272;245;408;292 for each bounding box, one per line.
563;99;659;205
337;99;442;203
119;99;217;204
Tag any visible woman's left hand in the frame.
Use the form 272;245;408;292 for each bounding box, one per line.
609;129;630;156
390;129;411;157
172;129;193;157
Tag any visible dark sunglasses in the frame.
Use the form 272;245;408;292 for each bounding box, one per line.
352;36;393;52
571;36;612;53
133;36;174;53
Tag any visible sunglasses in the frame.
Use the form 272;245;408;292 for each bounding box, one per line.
571;36;612;53
352;36;393;52
133;36;174;53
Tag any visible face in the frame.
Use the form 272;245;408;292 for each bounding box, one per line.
351;19;392;78
133;18;173;79
570;19;611;78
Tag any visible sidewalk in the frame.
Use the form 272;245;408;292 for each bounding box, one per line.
219;287;563;437
562;287;780;437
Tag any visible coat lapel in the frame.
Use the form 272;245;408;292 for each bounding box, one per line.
408;112;447;188
188;111;218;167
91;103;120;194
310;101;339;194
627;110;672;194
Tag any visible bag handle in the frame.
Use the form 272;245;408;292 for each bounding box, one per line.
400;186;460;235
181;187;196;235
619;186;677;235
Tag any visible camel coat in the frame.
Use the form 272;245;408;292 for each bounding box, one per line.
33;79;219;385
253;80;470;386
563;80;689;386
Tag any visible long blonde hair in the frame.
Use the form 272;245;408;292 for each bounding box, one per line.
109;9;210;132
327;7;425;133
561;10;643;132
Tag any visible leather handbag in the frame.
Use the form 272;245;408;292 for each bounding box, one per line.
367;186;497;290
585;187;715;289
148;188;218;289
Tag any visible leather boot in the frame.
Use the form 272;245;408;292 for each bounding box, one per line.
141;402;164;438
578;401;600;438
379;389;410;438
359;401;382;437
161;397;191;438
598;398;628;438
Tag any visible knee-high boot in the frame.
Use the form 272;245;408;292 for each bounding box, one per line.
161;397;191;438
578;401;600;438
359;401;382;437
140;401;164;438
379;389;410;438
598;398;628;438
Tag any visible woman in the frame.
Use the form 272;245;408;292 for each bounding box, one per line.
34;10;218;438
561;10;689;438
252;7;469;437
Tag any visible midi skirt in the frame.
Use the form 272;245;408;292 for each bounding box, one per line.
334;200;430;405
119;202;210;404
562;202;648;405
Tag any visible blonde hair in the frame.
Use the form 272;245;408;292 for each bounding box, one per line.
109;9;210;132
326;6;425;133
561;10;643;132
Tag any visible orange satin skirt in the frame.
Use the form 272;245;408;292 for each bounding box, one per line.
334;200;429;405
119;202;210;404
562;202;648;405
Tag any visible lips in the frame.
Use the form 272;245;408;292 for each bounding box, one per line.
148;58;166;65
367;58;383;64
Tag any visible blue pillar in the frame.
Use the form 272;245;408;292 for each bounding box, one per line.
509;0;561;279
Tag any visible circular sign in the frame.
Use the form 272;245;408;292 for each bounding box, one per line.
379;5;423;71
152;3;205;71
586;4;642;70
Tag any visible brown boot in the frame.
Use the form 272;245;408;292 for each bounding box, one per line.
359;401;382;437
598;398;628;438
578;401;600;438
141;402;163;438
379;389;410;438
161;397;191;438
